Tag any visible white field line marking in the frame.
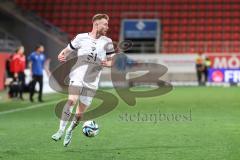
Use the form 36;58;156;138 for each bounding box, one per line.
0;100;60;115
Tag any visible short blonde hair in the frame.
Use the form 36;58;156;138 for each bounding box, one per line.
92;14;109;22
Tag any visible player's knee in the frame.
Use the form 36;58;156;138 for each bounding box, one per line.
67;98;77;106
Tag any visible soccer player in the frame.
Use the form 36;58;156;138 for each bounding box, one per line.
51;14;115;147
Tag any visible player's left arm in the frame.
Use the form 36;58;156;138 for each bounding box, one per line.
101;53;116;68
101;38;115;68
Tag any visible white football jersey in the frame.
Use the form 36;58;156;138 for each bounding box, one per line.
67;33;114;89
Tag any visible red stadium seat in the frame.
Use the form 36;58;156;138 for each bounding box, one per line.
14;0;240;54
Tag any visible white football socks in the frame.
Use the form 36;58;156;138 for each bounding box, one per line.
67;114;82;132
59;103;74;132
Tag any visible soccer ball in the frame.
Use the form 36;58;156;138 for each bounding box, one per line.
82;120;99;137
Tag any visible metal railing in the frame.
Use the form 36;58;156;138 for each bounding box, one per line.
1;0;69;42
0;29;21;52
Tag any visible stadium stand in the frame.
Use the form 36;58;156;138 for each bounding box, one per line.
15;0;240;53
0;29;21;52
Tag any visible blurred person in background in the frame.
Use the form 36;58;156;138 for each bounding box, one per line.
10;46;26;100
195;52;205;86
204;56;211;84
28;44;50;102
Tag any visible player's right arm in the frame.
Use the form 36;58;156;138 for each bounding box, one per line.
58;34;83;62
57;47;73;62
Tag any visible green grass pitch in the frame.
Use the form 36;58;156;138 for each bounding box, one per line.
0;87;239;160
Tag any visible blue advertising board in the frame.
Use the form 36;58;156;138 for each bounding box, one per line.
122;19;159;39
208;69;240;83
